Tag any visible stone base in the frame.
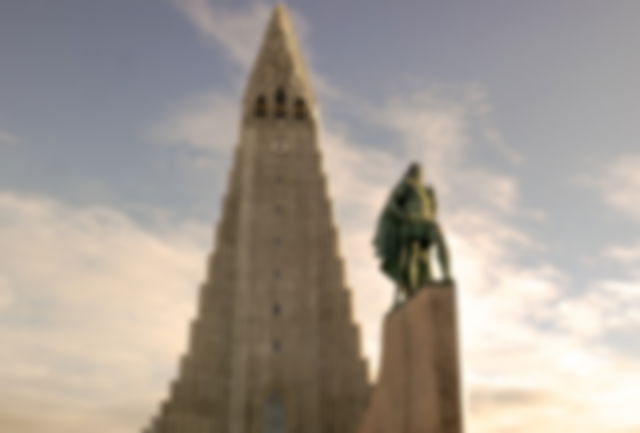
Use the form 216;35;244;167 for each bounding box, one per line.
359;284;463;433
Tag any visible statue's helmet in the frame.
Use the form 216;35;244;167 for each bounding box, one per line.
405;162;422;180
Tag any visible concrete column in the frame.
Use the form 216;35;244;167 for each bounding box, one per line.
359;284;463;433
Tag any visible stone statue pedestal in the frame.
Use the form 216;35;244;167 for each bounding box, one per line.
359;283;463;433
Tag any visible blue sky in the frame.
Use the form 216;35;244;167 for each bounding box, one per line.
1;1;640;432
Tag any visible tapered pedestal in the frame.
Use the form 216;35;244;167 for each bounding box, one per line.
359;284;463;433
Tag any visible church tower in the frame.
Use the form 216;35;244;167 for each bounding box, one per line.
144;4;371;433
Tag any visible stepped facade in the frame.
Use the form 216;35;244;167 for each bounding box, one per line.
144;5;370;433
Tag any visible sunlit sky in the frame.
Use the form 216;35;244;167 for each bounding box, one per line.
1;1;640;432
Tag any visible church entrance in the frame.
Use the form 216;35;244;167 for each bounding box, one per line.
264;393;285;433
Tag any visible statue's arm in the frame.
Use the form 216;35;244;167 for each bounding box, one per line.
388;201;404;219
386;184;409;220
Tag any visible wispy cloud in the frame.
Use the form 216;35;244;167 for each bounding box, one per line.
5;3;634;433
172;0;271;68
153;2;273;161
147;4;640;429
605;243;640;268
148;90;239;153
158;0;340;159
379;85;522;213
0;129;19;146
588;153;640;222
0;191;210;433
321;86;640;432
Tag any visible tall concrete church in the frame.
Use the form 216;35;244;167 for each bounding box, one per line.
144;4;371;433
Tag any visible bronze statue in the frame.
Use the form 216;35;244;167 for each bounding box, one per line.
374;162;452;306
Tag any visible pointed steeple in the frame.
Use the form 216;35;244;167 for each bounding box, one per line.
143;4;370;433
243;3;316;121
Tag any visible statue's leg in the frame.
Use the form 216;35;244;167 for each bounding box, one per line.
422;249;432;283
433;224;451;281
408;242;420;296
398;245;410;296
416;222;431;287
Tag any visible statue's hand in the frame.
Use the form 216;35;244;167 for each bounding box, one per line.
441;276;455;286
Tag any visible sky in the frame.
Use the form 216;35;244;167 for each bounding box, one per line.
1;1;640;432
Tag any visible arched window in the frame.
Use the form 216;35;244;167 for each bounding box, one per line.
294;97;307;120
264;393;285;433
274;87;287;118
255;95;267;118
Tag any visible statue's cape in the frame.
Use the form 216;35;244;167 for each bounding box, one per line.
373;181;409;268
374;180;437;268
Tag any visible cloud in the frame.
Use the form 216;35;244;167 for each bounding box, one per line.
319;125;403;375
0;129;19;146
148;89;239;153
319;85;534;366
378;85;523;214
605;243;640;268
15;3;634;432
319;85;640;433
448;211;640;433
556;280;640;338
589;153;640;222
316;85;531;376
142;21;640;424
0;191;210;433
172;0;271;68
155;0;333;165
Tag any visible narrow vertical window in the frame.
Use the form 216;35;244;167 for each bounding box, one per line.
264;393;285;433
275;87;287;118
255;95;267;117
294;97;307;120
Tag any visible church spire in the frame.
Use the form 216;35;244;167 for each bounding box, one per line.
143;5;370;432
243;3;315;122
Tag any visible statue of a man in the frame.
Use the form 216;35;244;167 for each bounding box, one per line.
374;162;452;306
